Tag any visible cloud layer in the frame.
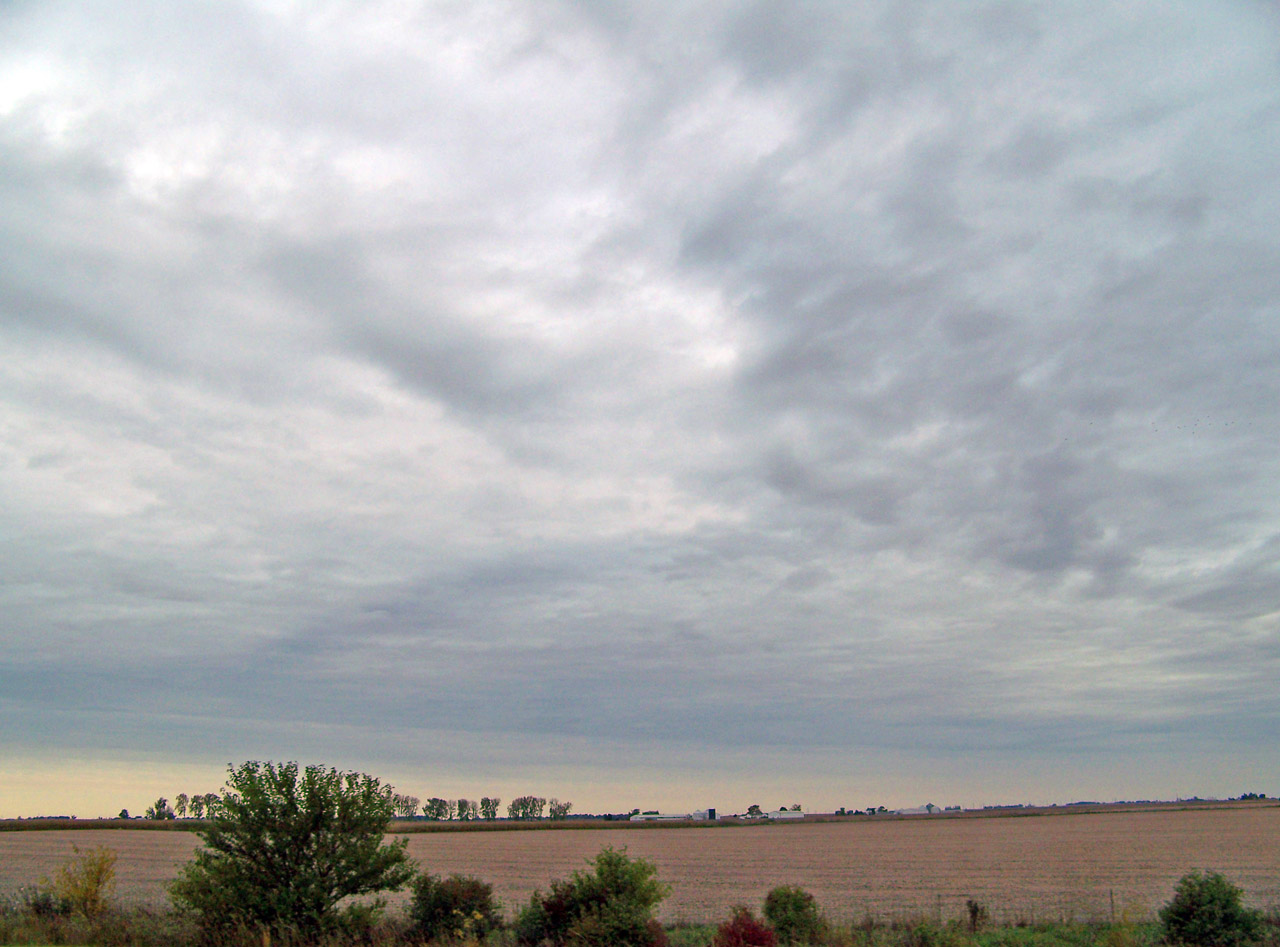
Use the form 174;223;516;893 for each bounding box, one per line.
3;0;1278;814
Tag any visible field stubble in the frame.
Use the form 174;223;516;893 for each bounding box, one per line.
1;807;1276;925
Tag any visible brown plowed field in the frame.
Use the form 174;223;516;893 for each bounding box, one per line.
2;807;1277;923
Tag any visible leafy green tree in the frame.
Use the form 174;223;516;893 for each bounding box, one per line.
456;797;475;820
480;796;501;820
174;793;188;818
746;804;763;817
202;792;219;817
509;795;546;820
169;761;413;938
549;798;573;820
188;794;204;819
423;797;450;820
515;847;668;947
1159;871;1261;947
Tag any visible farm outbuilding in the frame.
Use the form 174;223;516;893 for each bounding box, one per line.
630;808;717;822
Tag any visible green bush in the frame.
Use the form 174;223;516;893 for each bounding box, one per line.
514;846;669;947
762;886;824;945
411;872;503;941
1158;871;1261;947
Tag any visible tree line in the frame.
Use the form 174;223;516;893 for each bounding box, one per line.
125;793;223;821
134;790;573;821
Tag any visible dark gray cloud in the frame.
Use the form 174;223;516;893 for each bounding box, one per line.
2;0;1279;814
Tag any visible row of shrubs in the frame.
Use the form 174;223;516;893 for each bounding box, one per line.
2;845;1273;947
412;853;1271;947
413;850;825;947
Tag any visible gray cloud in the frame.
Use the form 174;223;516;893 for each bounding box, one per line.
2;0;1279;814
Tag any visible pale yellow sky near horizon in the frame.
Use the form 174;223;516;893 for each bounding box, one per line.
0;752;991;820
2;749;1264;820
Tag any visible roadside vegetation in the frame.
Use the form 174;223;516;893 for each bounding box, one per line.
1;762;1276;947
3;870;1277;947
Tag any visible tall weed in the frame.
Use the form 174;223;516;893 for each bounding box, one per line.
42;844;117;917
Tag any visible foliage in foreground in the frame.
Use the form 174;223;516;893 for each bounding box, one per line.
1158;871;1262;947
514;846;670;947
714;907;777;947
42;844;117;918
410;872;504;941
2;900;1270;947
169;761;414;939
4;832;1276;947
0;901;201;947
764;886;825;944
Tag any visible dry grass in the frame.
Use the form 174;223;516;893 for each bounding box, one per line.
0;829;200;909
2;806;1277;924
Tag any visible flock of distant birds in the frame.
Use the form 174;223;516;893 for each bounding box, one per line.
1058;416;1250;443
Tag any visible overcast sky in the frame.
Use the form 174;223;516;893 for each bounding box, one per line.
2;0;1279;819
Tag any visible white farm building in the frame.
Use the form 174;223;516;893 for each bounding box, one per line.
629;808;717;822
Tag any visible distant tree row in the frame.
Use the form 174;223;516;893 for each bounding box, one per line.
391;794;421;818
507;796;543;820
135;789;573;822
421;797;486;820
131;793;222;820
415;795;571;820
505;796;573;820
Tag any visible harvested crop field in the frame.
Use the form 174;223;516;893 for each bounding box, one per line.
2;806;1277;924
